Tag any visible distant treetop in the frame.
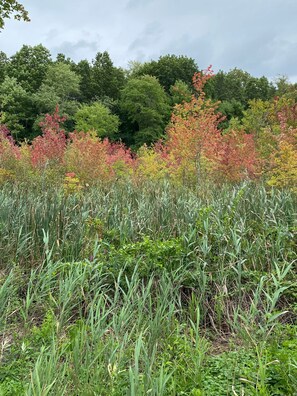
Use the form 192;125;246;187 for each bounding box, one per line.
131;54;199;92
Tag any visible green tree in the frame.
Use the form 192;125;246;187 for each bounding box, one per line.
205;69;249;103
132;54;199;92
245;76;275;102
40;62;80;100
34;62;81;114
0;76;35;138
241;98;285;167
74;102;120;138
120;75;170;148
7;44;52;92
0;0;29;29
204;70;225;100
169;79;192;106
218;99;244;129
126;60;143;78
55;53;75;66
206;68;275;105
205;68;275;129
91;51;125;100
74;59;93;102
275;76;297;100
34;63;81;133
242;99;277;135
0;50;8;83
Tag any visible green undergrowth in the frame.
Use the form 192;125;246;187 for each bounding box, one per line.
1;262;296;395
0;181;296;394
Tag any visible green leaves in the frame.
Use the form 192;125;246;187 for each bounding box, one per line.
8;45;51;92
132;54;199;93
33;63;81;133
120;75;170;147
0;76;35;137
74;102;120;138
0;0;30;29
91;51;125;101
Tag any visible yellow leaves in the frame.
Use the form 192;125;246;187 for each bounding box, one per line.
136;145;168;182
63;173;83;196
0;168;15;184
268;141;297;192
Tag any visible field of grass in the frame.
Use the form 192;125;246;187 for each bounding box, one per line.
0;181;296;395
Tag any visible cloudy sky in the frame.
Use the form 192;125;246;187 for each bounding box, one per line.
1;0;297;80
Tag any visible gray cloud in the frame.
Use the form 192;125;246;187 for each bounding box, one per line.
125;0;155;10
52;40;99;60
0;0;296;81
128;22;162;52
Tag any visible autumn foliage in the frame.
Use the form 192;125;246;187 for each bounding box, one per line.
267;101;297;190
0;68;296;190
30;109;66;169
143;66;258;184
66;131;133;184
0;124;20;165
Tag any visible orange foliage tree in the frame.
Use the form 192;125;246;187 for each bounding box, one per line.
65;131;134;185
161;66;258;184
217;129;258;181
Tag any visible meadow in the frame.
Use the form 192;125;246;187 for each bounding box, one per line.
0;62;296;395
0;181;296;395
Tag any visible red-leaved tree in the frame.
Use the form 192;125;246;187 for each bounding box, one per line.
30;107;67;169
65;132;134;184
160;66;258;184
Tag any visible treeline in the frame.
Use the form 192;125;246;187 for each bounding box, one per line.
1;44;295;148
1;65;296;190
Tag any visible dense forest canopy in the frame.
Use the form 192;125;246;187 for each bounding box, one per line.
1;44;296;148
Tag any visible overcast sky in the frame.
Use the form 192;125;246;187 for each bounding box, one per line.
1;0;297;81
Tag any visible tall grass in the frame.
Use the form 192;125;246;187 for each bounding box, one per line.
0;181;296;394
0;181;295;267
